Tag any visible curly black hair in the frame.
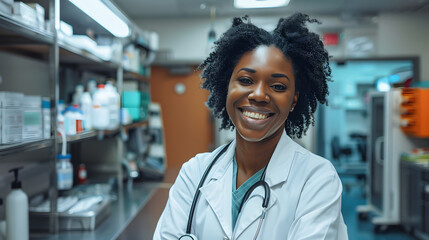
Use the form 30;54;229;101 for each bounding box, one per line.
198;13;331;138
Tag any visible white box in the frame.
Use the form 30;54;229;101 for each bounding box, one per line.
12;2;37;27
60;20;73;36
23;109;42;140
0;91;23;108
1;0;14;6
27;3;45;30
23;95;41;108
0;1;12;15
1;108;23;144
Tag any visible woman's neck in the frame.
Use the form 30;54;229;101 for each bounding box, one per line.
234;130;282;184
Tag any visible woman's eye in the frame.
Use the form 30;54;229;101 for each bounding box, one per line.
272;84;286;91
238;78;252;85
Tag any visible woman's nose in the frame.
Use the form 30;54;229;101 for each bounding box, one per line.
248;82;270;103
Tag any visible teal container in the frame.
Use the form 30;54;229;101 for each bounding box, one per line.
122;91;141;108
141;92;151;105
125;107;140;121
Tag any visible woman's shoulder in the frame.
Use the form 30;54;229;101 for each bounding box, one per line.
291;140;339;179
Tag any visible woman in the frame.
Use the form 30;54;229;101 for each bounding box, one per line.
154;13;348;239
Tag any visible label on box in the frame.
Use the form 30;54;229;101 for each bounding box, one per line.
23;109;42;140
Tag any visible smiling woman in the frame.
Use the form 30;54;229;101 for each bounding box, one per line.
154;13;348;240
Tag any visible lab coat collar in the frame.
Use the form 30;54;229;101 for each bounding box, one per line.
199;130;297;238
265;130;297;188
208;130;297;187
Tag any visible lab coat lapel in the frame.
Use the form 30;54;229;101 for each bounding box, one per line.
235;130;296;239
234;187;278;239
265;130;296;188
199;141;236;237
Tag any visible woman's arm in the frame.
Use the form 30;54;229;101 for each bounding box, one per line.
153;159;200;240
287;172;348;240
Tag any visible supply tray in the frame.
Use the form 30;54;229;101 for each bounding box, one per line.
29;198;111;231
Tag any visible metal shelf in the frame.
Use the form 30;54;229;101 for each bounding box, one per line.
57;129;121;144
0;139;53;158
59;40;120;71
0;14;54;45
123;70;150;83
124;121;148;131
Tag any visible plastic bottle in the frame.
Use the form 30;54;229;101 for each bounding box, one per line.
57;100;65;134
57;154;73;190
80;91;92;130
63;105;84;135
87;80;97;98
78;164;87;185
92;84;110;130
6;167;29;240
105;82;120;130
72;84;84;106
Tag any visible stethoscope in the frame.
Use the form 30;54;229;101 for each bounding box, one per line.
179;142;271;240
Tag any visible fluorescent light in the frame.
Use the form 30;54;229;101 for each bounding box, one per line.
234;0;290;9
69;0;130;38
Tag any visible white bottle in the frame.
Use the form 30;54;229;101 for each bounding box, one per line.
80;91;92;130
105;83;120;130
92;84;110;130
6;167;29;240
63;106;77;135
72;84;84;106
57;100;65;133
87;79;97;98
57;154;73;190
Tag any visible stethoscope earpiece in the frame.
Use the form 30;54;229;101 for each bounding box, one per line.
179;234;198;240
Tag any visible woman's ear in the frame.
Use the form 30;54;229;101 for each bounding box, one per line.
292;92;299;109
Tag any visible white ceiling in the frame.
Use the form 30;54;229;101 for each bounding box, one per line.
112;0;429;20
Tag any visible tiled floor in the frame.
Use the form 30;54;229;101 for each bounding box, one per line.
340;176;417;240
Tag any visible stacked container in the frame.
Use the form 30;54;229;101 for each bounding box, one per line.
0;92;23;144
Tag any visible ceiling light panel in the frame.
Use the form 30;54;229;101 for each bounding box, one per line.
234;0;290;9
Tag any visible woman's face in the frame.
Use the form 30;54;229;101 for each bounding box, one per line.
226;45;298;142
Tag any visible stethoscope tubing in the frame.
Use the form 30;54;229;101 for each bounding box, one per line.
186;142;232;234
184;141;271;238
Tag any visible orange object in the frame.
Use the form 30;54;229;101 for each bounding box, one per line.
400;88;429;137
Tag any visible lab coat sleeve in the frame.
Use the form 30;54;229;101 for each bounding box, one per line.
287;169;348;240
153;157;202;240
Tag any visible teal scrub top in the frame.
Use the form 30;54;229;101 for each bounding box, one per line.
231;155;265;229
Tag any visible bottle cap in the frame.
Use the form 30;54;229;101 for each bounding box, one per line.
9;167;23;189
97;84;105;89
57;154;71;160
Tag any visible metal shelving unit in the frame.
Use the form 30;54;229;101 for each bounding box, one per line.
0;139;53;158
0;14;54;44
0;0;155;237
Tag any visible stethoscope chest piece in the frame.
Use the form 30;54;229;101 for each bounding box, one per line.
179;234;198;240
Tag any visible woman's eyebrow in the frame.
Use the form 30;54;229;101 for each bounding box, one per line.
237;68;256;73
272;73;290;81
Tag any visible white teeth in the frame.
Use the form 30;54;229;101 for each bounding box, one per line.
243;111;268;120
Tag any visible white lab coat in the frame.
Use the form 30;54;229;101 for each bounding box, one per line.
154;130;348;239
